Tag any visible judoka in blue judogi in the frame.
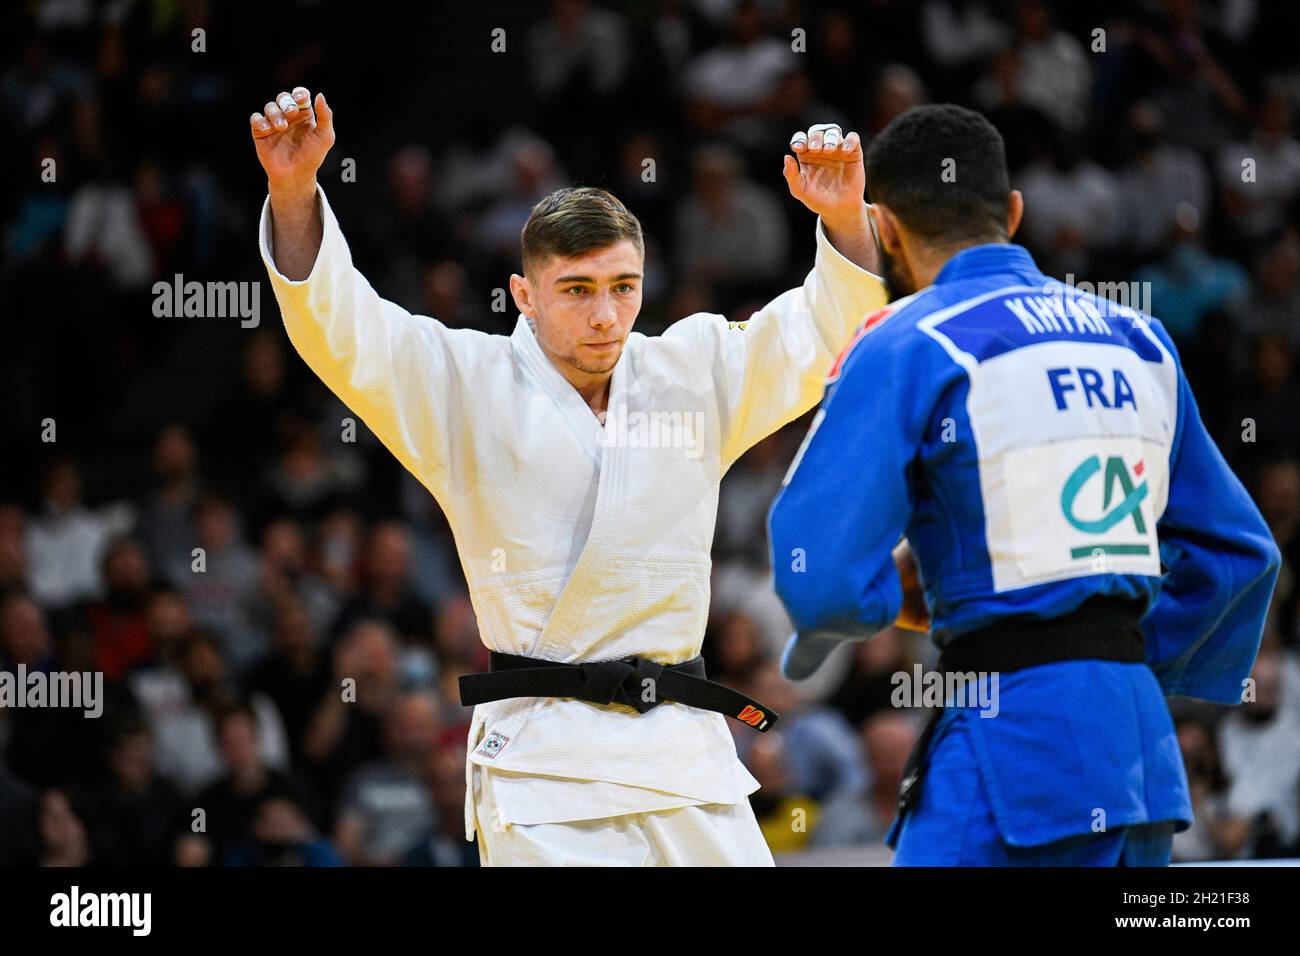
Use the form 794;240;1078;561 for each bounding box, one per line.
768;105;1281;866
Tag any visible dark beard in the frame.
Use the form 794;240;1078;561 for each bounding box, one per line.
879;245;916;302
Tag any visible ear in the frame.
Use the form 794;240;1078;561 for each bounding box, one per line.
1006;190;1024;240
870;203;903;254
509;273;533;317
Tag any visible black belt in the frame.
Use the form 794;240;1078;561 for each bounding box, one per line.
459;650;780;732
896;595;1146;817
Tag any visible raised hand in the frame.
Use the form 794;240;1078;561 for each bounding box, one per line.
783;123;878;273
250;87;335;197
782;123;866;227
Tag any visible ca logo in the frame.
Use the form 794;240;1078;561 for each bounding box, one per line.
1060;455;1151;558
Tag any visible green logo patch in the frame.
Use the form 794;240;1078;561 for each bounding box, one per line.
1060;454;1150;558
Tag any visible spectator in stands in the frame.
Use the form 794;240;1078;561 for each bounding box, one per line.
1000;0;1090;133
674;143;788;292
528;0;628;102
248;517;339;640
1172;716;1249;862
245;592;329;767
1217;647;1300;856
92;716;184;866
24;458;113;610
175;702;314;866
1135;201;1249;345
682;0;796;148
1115;103;1211;262
85;536;154;681
329;522;433;649
302;620;402;818
0;595;107;789
403;733;479;867
224;792;344;867
135;423;201;578
135;630;289;796
171;492;262;673
1016;121;1120;277
1217;85;1300;243
333;692;440;866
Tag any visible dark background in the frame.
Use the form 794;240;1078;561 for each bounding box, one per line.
1;0;1298;866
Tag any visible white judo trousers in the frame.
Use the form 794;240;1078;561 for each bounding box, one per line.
260;185;886;867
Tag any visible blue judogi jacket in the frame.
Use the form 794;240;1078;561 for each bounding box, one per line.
768;243;1281;847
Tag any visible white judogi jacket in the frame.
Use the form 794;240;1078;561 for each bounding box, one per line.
259;186;886;838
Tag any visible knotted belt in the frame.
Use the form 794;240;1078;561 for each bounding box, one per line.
459;651;779;732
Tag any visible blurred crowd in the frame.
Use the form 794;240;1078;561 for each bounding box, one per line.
2;0;1300;865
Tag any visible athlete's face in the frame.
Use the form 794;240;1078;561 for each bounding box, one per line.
511;241;643;382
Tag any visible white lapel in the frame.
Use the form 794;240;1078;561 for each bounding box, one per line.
510;315;633;659
510;315;608;465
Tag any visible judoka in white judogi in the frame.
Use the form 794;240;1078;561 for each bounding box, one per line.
252;91;884;864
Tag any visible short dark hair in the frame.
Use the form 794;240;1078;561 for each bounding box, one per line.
865;104;1011;244
521;187;644;276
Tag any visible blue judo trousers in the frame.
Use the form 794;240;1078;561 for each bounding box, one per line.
768;244;1281;866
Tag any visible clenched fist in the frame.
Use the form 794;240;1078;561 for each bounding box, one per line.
250;86;335;198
